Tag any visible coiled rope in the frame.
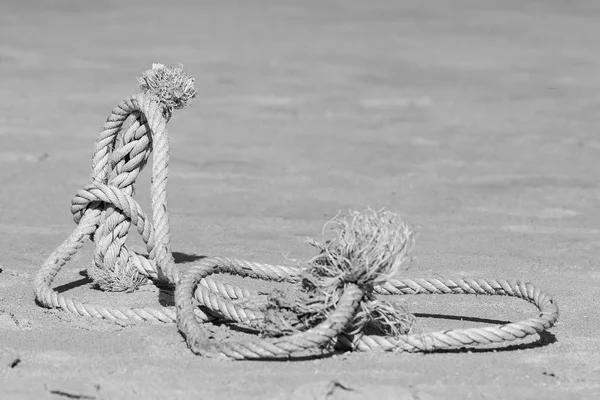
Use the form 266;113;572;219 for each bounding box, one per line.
34;64;559;360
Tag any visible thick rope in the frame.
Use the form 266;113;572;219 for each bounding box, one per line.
340;278;558;353
175;258;364;359
173;260;558;358
33;65;559;360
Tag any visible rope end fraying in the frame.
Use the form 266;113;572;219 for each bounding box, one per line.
255;208;417;339
138;63;198;113
307;207;415;289
87;261;147;293
306;207;416;337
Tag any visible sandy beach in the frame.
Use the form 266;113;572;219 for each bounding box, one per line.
1;1;599;398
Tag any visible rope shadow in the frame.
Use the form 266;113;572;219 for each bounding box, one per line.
413;312;511;325
158;287;175;307
173;252;206;264
54;277;93;293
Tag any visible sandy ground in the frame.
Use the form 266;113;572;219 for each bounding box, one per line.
1;0;600;398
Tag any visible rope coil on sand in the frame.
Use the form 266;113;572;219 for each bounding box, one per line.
34;64;559;360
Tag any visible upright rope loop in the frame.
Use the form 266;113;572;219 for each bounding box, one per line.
33;63;559;360
34;91;184;323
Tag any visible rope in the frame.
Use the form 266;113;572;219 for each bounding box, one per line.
33;64;559;360
342;278;558;353
173;260;558;359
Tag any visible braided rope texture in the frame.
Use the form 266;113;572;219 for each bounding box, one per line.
34;78;559;360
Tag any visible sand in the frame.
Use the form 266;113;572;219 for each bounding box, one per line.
1;0;599;399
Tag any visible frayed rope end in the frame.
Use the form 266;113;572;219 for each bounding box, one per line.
138;63;198;113
255;208;417;339
307;207;415;289
87;262;147;293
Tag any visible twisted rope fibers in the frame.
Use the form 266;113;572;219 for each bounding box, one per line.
33;65;559;360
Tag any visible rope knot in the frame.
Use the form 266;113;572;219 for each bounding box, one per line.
69;182;157;291
67;84;184;292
